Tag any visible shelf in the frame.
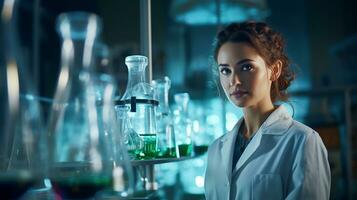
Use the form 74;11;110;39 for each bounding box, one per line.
131;155;201;166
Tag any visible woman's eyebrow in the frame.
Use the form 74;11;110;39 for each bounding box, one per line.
236;58;254;65
218;64;229;67
218;59;254;67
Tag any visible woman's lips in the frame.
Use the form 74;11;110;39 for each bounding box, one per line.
230;91;248;98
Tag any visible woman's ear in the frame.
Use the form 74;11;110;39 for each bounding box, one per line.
270;60;282;81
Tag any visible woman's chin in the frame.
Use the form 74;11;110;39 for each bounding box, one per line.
229;98;248;108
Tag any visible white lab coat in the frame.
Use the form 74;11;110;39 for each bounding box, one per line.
204;105;331;200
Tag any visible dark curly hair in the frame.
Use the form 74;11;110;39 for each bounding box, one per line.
213;21;295;103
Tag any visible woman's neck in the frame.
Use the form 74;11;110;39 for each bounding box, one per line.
242;101;275;139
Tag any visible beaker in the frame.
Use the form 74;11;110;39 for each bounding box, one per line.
173;93;193;157
48;12;133;199
152;77;178;158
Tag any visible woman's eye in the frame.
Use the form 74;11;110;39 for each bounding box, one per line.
242;64;253;71
220;68;231;75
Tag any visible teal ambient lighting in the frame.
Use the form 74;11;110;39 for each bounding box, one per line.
171;0;270;25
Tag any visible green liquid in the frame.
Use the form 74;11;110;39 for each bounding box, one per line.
157;147;177;158
130;134;157;160
52;175;112;199
178;144;192;157
194;145;209;156
128;149;141;160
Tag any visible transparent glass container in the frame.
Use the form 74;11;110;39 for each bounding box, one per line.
152;77;178;158
121;55;153;100
173;93;193;157
115;105;143;160
118;55;158;160
0;0;47;198
47;12;133;199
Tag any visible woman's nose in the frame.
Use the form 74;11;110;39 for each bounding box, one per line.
229;74;241;87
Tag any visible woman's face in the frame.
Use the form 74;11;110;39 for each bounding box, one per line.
217;42;273;108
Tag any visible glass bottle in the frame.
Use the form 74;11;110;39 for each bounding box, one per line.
173;93;193;157
48;12;133;199
0;0;47;199
119;55;158;159
152;76;178;158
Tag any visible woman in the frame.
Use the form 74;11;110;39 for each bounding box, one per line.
204;22;330;200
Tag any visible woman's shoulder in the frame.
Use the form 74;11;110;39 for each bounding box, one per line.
206;131;233;154
289;120;315;135
207;133;226;150
287;120;329;170
286;119;326;149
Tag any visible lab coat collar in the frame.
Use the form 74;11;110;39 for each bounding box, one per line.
220;105;292;176
260;105;292;135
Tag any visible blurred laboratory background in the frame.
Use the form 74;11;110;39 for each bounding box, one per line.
2;0;357;199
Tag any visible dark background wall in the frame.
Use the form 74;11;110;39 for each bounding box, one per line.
16;0;357;97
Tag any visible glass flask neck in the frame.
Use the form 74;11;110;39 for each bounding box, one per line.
177;102;188;117
115;105;131;133
152;77;171;114
127;66;147;89
122;55;150;100
56;12;102;72
157;86;170;113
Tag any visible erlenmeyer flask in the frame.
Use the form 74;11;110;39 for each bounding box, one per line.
48;12;133;199
173;93;193;157
152;77;178;158
117;55;158;160
0;0;47;199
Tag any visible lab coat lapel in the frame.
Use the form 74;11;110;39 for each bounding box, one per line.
220;118;243;180
234;128;263;173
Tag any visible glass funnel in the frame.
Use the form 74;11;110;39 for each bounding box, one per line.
152;77;178;158
48;12;133;199
0;0;47;198
173;93;193;157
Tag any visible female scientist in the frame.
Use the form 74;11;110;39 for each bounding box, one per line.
204;21;331;200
